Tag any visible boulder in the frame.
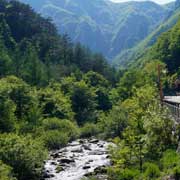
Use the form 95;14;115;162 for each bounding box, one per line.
82;144;91;151
59;158;75;164
71;147;83;153
83;165;91;169
89;139;99;143
89;151;105;155
42;172;55;179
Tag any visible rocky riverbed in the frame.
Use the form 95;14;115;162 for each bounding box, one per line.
43;139;111;180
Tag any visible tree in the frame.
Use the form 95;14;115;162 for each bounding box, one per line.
0;97;16;133
0;40;12;77
98;103;128;138
0;76;34;120
0;161;16;180
38;85;74;120
83;71;112;111
0;134;47;180
71;80;97;125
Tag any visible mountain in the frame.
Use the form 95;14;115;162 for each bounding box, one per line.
0;0;115;85
19;0;171;61
134;18;180;73
113;1;180;67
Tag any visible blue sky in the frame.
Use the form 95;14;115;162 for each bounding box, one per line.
110;0;175;4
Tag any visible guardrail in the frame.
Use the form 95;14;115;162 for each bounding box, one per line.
163;102;180;123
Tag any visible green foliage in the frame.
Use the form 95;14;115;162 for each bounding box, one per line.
42;130;69;150
41;118;80;150
0;76;35;120
143;104;176;159
83;71;110;88
143;162;160;179
42;118;79;140
116;70;153;100
161;149;180;178
0;40;12;77
0;97;16;133
0;134;47;180
108;167;140;180
80;123;99;138
107;82;177;180
71;81;97;125
150;20;180;73
38;86;74;120
0;161;16;180
83;71;112;111
98;104;128;138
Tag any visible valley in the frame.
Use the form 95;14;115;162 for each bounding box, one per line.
1;0;180;180
19;0;173;62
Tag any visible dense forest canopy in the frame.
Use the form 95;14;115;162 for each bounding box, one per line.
0;0;116;84
1;0;180;180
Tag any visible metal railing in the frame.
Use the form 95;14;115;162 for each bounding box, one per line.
163;102;180;123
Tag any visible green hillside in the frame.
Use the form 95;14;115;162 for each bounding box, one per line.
114;4;180;67
19;0;171;61
135;18;180;73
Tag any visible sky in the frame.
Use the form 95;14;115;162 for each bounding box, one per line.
110;0;175;4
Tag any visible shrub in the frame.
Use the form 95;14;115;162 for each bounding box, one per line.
161;150;180;169
38;87;74;120
80;123;99;138
0;161;16;180
161;149;180;178
42;130;70;150
143;162;160;179
0;98;16;133
0;134;47;180
42;118;80;140
108;167;140;180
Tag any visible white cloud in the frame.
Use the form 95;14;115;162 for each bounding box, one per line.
110;0;175;4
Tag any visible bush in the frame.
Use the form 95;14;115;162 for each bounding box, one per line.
0;161;16;180
0;134;47;180
42;118;80;140
0;98;16;133
161;149;180;178
161;150;180;169
42;130;70;150
108;167;140;180
98;105;127;138
143;162;160;179
80;123;99;138
38;87;74;120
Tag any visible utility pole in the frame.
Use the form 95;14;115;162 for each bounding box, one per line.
157;64;164;106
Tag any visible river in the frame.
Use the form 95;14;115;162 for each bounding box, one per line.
43;139;111;180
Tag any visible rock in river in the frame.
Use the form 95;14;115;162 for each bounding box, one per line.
44;139;111;180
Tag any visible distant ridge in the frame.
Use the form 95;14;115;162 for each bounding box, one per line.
19;0;171;62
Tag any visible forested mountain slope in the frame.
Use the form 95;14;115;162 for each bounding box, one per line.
19;0;171;61
0;0;116;85
135;18;180;74
113;1;180;67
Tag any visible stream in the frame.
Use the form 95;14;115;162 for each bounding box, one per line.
43;139;111;180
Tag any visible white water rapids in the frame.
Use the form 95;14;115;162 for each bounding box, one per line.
43;139;111;180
